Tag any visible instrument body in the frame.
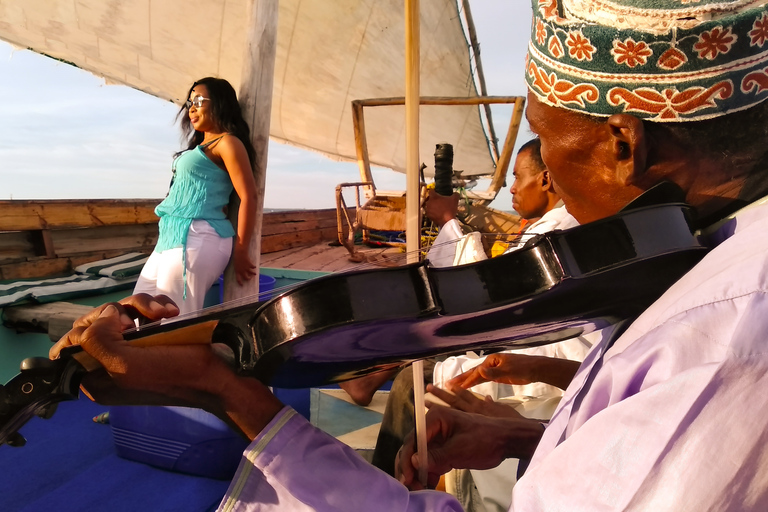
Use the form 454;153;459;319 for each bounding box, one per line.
0;195;709;446
249;202;707;386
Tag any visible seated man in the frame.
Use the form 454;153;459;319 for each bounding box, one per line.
49;2;768;510
426;137;575;268
370;138;591;486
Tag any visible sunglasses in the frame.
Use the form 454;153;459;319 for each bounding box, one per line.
185;96;210;109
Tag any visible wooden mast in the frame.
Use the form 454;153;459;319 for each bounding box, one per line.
405;0;429;487
224;0;279;302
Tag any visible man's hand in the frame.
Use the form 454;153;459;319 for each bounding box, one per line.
395;405;544;491
49;294;284;440
424;190;460;227
426;384;522;419
448;353;580;391
50;294;225;408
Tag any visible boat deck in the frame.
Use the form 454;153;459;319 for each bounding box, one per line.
260;240;407;273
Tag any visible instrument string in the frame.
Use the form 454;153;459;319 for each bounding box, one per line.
125;230;534;334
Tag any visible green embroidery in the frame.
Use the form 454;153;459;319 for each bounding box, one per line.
527;0;768;121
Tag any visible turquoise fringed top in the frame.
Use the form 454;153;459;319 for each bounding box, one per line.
154;140;235;297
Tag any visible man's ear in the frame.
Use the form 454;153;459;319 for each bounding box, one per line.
606;114;647;186
540;170;555;191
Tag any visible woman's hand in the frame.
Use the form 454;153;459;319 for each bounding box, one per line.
216;134;259;285
395;405;544;490
233;242;258;285
426;384;522;419
448;353;580;391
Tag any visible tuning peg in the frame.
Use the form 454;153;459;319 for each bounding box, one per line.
20;357;57;372
5;431;27;448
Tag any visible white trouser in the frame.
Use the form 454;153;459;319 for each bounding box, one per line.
134;219;233;316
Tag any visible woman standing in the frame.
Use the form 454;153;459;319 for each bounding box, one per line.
134;77;258;315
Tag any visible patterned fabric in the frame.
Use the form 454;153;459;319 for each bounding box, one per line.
0;273;138;307
74;252;149;279
526;0;768;121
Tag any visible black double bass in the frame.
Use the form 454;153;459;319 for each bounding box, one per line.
0;184;709;447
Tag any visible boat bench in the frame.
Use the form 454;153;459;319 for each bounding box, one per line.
0;252;147;308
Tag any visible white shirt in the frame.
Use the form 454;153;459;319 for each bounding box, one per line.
426;206;579;268
218;201;768;511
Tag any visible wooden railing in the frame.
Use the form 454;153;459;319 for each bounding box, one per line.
0;200;346;281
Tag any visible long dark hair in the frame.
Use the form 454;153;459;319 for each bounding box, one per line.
175;77;256;166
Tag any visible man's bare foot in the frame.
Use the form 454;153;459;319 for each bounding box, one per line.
339;369;399;406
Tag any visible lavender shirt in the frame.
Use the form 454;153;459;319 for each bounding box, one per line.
218;200;768;512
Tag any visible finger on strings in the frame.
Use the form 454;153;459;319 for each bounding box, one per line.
72;301;135;331
119;294;179;324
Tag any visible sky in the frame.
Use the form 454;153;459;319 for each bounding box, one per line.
0;1;533;211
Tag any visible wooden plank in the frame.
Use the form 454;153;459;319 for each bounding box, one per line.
354;96;523;108
0;232;36;263
262;208;338;224
261;227;338;254
0;199;160;230
0;248;154;281
40;229;55;257
49;225;158;256
260;215;339;236
259;244;329;269
0;258;71;281
2;302;94;338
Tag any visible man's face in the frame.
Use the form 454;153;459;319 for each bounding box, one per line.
525;91;641;224
510;150;548;220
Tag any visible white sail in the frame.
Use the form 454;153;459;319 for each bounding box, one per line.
0;0;496;177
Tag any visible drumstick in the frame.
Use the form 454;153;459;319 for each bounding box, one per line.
412;358;429;486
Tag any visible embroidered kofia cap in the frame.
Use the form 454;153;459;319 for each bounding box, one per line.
526;0;768;121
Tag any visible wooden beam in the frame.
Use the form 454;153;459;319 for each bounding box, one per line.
348;95;525;205
0;199;160;231
353;96;523;107
224;0;279;302
483;96;526;205
351;100;375;192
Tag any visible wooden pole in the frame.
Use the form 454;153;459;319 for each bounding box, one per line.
224;0;279;302
404;1;420;265
405;0;428;488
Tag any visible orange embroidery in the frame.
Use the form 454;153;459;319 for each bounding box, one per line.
536;19;547;46
611;39;653;68
750;13;768;47
657;47;688;71
694;26;737;60
548;35;564;59
608;82;734;120
742;68;768;94
538;0;559;20
566;31;596;62
528;61;599;107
